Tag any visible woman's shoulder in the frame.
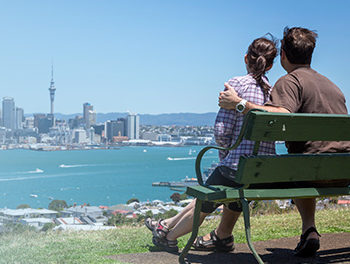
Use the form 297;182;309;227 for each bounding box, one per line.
228;74;255;85
227;74;255;92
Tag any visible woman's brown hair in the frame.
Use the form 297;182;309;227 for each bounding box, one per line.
246;36;278;97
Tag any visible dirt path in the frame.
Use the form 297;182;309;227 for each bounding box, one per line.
108;232;350;264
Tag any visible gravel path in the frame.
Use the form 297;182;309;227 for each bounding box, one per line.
108;232;350;264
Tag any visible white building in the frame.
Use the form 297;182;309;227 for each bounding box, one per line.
20;218;54;230
0;208;57;223
61;206;104;219
73;129;88;144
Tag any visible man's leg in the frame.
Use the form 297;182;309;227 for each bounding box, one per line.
293;197;321;257
201;206;241;244
293;198;319;239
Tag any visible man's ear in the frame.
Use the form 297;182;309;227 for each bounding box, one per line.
280;49;286;60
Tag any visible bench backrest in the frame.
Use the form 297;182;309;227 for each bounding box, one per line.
243;111;350;141
234;111;350;185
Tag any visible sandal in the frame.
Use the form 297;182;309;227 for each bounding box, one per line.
192;230;234;252
152;235;178;253
144;217;158;232
152;219;170;240
294;227;321;257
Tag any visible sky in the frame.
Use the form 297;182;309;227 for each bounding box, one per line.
0;0;349;114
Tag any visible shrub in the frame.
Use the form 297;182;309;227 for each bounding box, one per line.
41;223;56;232
16;204;31;209
126;198;140;204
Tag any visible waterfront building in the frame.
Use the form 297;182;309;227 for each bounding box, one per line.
2;97;16;130
117;118;126;136
16;107;24;129
24;117;34;130
0;127;6;144
83;103;96;129
141;131;158;141
105;120;119;142
158;134;172;142
127;113;140;140
73;129;87;144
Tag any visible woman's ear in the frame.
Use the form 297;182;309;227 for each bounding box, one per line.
266;64;273;71
244;54;248;65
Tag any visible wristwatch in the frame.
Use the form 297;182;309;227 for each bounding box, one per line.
236;99;247;113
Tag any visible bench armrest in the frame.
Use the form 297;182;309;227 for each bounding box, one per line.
196;109;266;186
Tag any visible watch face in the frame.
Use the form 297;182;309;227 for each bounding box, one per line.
237;104;244;112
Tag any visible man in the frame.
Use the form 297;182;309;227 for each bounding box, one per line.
201;27;350;257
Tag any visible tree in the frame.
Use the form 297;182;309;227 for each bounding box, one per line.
16;204;31;209
126;198;139;204
170;193;181;203
48;200;68;211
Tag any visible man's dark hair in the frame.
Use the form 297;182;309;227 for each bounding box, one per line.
281;27;318;64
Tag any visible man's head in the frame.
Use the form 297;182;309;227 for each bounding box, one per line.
280;27;318;68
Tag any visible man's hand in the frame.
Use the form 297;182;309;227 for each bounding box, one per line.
218;82;242;110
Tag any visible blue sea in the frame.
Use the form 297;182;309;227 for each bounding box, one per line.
0;144;287;209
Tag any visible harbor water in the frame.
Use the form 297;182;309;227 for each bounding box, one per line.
0;144;287;208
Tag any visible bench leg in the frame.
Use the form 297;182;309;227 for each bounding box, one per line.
179;199;203;264
241;198;264;264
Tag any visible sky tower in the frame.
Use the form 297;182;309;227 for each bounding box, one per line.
49;64;56;115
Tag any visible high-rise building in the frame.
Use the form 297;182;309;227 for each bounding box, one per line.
127;113;140;140
49;64;56;116
34;114;54;134
83;103;96;129
16;107;24;129
105;120;119;142
2;97;16;130
116;118;126;137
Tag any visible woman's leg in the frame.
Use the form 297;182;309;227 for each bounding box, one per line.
166;206;209;241
163;199;196;229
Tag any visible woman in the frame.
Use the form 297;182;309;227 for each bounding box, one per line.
145;36;278;252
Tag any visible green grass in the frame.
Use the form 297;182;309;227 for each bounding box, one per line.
0;207;349;263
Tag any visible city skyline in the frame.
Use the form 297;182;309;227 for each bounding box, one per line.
0;1;349;114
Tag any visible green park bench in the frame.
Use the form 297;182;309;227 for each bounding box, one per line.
179;110;350;264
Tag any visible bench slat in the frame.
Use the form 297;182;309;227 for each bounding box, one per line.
235;153;350;184
245;111;350;141
186;185;350;202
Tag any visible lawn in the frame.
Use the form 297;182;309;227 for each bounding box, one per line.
0;207;349;264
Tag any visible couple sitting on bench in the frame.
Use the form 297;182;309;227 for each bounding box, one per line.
145;26;350;259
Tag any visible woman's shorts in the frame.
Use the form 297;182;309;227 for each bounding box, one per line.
200;166;243;213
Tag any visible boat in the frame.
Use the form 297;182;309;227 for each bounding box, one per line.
30;194;38;198
29;168;44;173
152;163;217;189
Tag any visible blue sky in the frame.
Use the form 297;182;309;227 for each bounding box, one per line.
0;0;349;114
